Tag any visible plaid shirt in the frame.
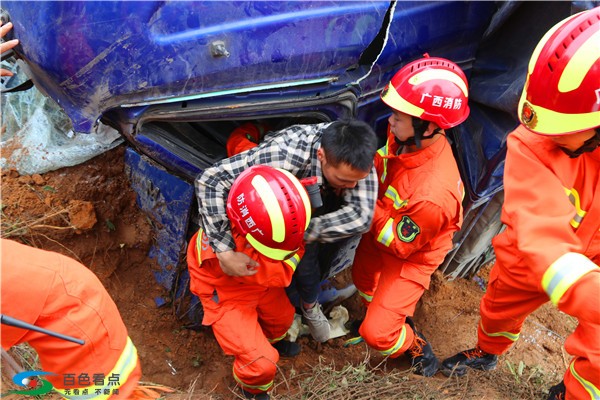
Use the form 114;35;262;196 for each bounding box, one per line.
195;122;378;253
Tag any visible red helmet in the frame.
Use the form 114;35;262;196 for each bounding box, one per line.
227;165;311;260
518;8;600;135
381;55;470;129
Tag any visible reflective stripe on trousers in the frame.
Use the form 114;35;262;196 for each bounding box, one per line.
379;324;407;357
569;359;600;399
479;320;519;342
54;337;138;399
233;369;273;392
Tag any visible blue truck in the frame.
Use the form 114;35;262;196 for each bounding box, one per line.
1;1;591;325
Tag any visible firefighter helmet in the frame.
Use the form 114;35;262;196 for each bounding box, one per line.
518;8;600;135
226;165;311;260
381;55;470;129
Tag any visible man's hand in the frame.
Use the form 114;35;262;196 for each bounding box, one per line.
216;250;259;277
1;22;19;77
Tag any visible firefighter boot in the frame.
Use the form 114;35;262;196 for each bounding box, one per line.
273;340;301;358
405;317;440;377
441;346;498;377
546;381;566;400
302;302;331;342
241;388;270;400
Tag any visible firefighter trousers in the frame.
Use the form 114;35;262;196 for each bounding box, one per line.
352;235;426;357
477;262;600;400
196;273;295;394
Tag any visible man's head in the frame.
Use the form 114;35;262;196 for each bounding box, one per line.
318;120;377;189
381;55;470;147
518;7;600;157
227;165;311;260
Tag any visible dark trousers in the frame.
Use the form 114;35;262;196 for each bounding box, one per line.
289;242;321;305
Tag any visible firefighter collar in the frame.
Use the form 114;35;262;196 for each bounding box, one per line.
387;133;447;170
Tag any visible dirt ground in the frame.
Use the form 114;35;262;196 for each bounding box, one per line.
1;145;576;399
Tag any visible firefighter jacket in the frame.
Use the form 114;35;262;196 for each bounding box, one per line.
369;128;464;288
0;239;141;399
187;229;303;325
493;125;600;305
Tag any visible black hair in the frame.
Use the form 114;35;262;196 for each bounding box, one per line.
320;119;378;172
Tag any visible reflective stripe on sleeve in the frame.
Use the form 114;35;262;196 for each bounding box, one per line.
284;253;301;271
384;186;408;210
376;218;395;247
542;253;598;306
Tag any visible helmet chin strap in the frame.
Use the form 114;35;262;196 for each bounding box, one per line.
394;117;441;148
560;128;600;158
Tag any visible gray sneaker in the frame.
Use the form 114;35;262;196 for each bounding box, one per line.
302;303;331;342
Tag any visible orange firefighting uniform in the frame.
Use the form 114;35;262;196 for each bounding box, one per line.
476;125;600;400
226;122;271;157
187;229;302;395
0;239;141;399
352;128;463;356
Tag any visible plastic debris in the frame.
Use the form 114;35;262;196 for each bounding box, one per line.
287;305;350;342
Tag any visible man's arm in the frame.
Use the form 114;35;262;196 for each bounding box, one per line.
195;124;318;273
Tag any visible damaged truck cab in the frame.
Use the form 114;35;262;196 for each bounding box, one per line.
1;1;587;325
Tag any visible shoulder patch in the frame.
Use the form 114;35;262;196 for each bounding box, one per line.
396;215;420;243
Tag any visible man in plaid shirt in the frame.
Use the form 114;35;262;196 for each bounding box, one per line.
196;119;378;342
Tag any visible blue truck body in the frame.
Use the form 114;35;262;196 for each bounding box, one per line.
2;1;586;323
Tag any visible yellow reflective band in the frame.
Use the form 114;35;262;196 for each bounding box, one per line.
276;168;311;230
542;253;598;306
267;334;287;344
357;290;373;303
55;337;139;400
344;336;364;347
408;69;468;96
569;359;600;399
377;143;389;157
195;229;204;263
380;325;407;356
381;158;388;183
233;369;273;392
564;187;587;229
381;84;425;117
376;218;395;247
518;94;600;135
251;174;285;243
384;185;408;210
378;144;389;183
246;234;293;261
479;320;520;342
559;30;600;93
284;253;300;271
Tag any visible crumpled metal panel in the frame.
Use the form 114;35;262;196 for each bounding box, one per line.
124;148;194;291
3;1;388;133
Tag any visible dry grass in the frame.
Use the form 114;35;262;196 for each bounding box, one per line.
0;206;73;238
269;356;559;400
